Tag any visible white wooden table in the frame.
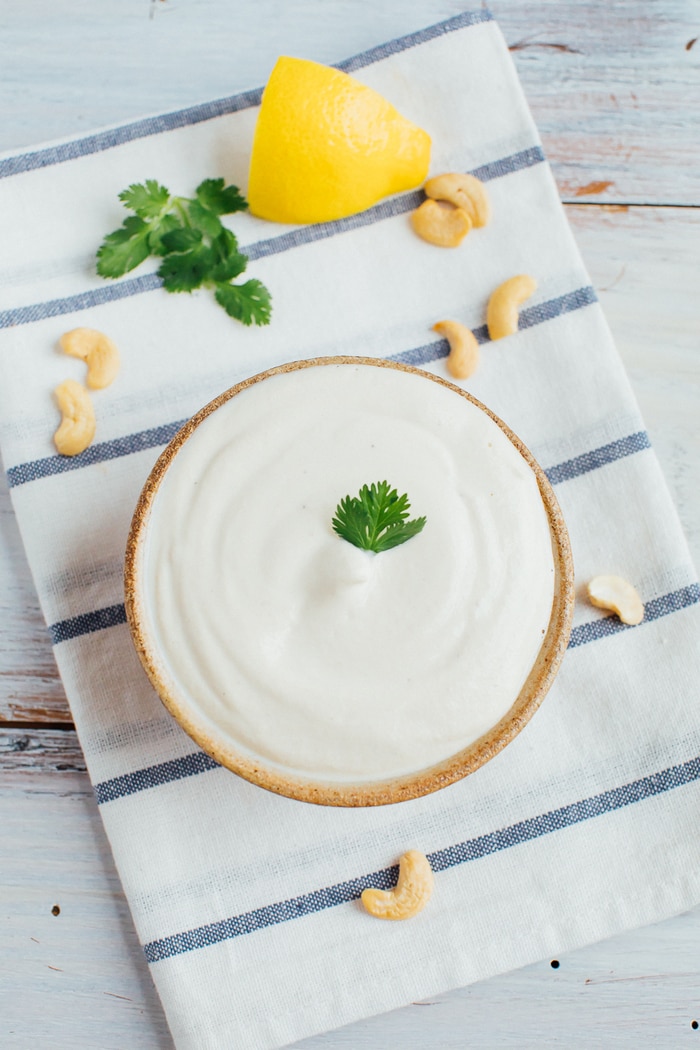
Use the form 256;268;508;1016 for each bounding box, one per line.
1;1;699;1045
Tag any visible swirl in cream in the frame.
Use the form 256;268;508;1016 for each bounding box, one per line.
143;363;555;781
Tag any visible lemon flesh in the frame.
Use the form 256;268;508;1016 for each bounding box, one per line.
248;56;431;225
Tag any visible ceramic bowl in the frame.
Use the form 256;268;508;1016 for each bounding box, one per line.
124;357;574;806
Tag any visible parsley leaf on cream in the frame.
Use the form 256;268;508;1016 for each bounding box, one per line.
332;481;427;553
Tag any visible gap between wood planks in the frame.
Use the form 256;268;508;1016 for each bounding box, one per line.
562;201;700;209
1;720;76;731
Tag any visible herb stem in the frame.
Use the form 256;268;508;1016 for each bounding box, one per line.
174;199;190;227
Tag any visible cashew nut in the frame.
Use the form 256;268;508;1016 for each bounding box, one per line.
59;327;120;389
410;199;472;247
361;850;434;921
486;274;537;341
53;380;96;456
433;320;479;379
587;575;644;626
424;172;491;228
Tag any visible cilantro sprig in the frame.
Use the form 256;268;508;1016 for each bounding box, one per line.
97;178;271;326
332;481;427;553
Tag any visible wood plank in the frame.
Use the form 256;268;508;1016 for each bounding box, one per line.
566;203;700;568
3;755;700;1048
0;1;697;203
0;727;84;777
495;0;700;204
0;468;69;723
0;466;69;723
0;754;172;1050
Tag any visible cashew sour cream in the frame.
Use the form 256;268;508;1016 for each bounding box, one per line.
142;362;555;782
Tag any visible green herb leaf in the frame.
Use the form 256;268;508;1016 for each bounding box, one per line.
332;481;427;553
160;226;204;253
97;178;272;326
96;215;151;277
211;251;248;283
195;178;247;215
214;279;272;326
210;227;240;262
158;245;214;293
119;180;170;219
186;199;223;239
147;213;182;256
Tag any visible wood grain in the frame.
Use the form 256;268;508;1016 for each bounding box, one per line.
497;0;700;204
0;727;85;777
0;467;68;723
567;204;700;565
0;755;172;1050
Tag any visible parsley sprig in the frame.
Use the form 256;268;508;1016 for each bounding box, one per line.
332;481;427;553
97;178;271;326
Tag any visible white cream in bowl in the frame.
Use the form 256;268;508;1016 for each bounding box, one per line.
139;360;556;783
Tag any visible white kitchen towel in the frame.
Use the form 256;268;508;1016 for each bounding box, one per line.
1;9;699;1050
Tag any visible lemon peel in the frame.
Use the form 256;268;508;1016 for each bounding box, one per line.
248;56;431;225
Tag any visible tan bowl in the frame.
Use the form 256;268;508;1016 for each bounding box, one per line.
125;357;574;807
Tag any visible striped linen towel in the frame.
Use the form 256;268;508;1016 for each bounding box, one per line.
2;10;700;1050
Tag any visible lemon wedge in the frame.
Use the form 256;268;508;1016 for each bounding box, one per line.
248;56;431;225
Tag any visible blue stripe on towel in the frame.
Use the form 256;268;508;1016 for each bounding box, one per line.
546;431;652;485
5;280;589;491
336;9;492;73
49;603;128;645
0;90;263;181
142;751;700;962
0;145;544;332
0;274;164;330
243;146;546;263
568;583;700;649
94;752;221;804
89;583;700;806
0;10;491;181
390;285;597;365
6;419;187;488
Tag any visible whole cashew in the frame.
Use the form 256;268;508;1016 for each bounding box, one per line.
53;379;96;456
59;327;120;389
486;274;537;341
410;199;472;247
587;575;644;626
424;172;491;228
361;850;434;921
433;319;480;379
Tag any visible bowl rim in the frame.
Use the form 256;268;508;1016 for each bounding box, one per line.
124;355;575;807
